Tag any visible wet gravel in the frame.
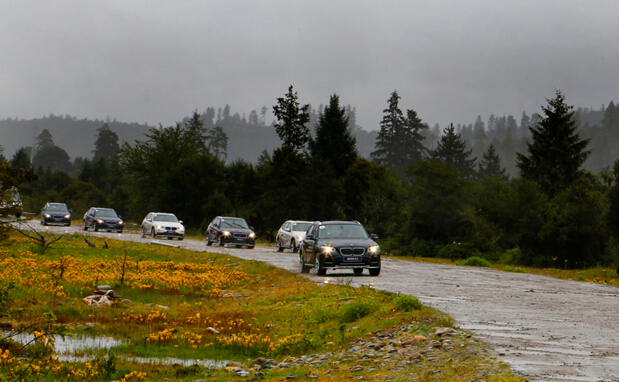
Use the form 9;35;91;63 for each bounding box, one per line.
21;222;619;382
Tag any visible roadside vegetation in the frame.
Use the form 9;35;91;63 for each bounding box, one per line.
0;231;525;381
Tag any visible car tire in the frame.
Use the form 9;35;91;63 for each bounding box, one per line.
178;237;184;241
290;240;297;253
41;218;46;226
369;268;381;276
353;268;363;276
117;230;123;233
65;223;71;227
206;237;213;246
151;228;156;238
141;228;146;238
82;221;88;231
316;259;327;276
248;245;255;249
219;236;225;247
94;223;99;232
276;238;284;252
300;254;310;274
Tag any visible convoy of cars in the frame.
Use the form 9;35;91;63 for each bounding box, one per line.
140;212;185;240
22;197;382;277
0;187;23;218
205;216;256;249
40;203;71;226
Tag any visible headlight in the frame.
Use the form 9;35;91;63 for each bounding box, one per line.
178;226;185;232
45;214;51;218
297;236;303;241
156;225;163;230
64;214;70;219
97;219;104;224
249;232;256;238
223;231;230;236
368;245;380;254
321;246;335;254
118;221;124;225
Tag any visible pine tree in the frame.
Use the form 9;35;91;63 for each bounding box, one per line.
370;90;427;177
516;90;590;196
36;129;54;152
477;144;507;180
92;123;120;161
309;94;358;178
430;124;477;178
272;85;310;153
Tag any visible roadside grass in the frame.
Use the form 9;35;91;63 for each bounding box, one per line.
0;230;525;381
390;254;619;287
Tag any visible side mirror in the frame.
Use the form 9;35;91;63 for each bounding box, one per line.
370;234;379;240
250;226;254;230
119;215;122;219
305;234;315;241
179;220;183;225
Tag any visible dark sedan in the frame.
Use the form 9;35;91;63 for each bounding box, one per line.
206;216;255;249
82;207;124;233
41;203;71;226
300;221;381;276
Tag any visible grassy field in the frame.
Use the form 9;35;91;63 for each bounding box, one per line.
0;230;525;381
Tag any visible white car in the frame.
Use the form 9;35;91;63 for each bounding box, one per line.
141;212;185;240
276;220;312;253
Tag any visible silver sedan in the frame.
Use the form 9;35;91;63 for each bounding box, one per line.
275;220;312;253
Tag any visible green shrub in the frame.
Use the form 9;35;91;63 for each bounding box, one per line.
394;294;422;312
341;301;377;323
502;265;525;273
461;256;491;267
438;242;478;260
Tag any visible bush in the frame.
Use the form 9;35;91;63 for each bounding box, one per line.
395;294;422;312
461;256;491;267
438;242;478;260
341;301;377;323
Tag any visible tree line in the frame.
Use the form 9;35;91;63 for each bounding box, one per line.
2;87;619;270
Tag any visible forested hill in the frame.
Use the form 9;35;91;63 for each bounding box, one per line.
0;110;379;163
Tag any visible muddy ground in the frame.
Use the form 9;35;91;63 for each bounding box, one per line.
15;222;619;382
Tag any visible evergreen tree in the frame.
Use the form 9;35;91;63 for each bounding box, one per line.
430;124;476;178
36;128;54;152
32;145;73;173
207;126;228;160
92;123;120;161
10;148;32;171
309;94;358;178
370;90;427;177
516;90;590;196
602;101;617;130
477;144;507;180
272;85;311;153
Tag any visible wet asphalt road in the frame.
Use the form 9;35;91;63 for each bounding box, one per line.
15;221;619;382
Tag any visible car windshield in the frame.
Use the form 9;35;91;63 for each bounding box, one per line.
291;223;311;232
95;209;118;218
318;224;369;239
153;214;178;222
220;218;249;229
46;204;68;212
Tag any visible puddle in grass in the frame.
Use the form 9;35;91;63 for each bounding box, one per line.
3;331;229;367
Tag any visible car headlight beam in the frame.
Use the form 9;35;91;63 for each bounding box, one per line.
368;245;380;254
223;231;230;236
321;246;335;254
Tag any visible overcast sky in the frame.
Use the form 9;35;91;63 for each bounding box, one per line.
2;1;618;131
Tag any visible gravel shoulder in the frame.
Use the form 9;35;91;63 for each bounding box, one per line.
17;222;619;382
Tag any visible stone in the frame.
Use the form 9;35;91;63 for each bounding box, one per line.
97;285;112;291
206;327;220;334
434;327;457;337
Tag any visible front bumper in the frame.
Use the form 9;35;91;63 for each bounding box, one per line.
154;227;184;238
222;234;255;246
97;221;124;231
321;252;381;270
44;214;71;225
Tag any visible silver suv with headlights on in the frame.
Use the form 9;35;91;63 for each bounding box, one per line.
300;221;381;276
141;212;185;240
276;220;312;253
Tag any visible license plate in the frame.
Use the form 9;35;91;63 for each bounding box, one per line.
344;257;360;262
166;231;175;235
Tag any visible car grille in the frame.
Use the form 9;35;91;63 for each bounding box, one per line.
233;233;247;238
339;247;366;255
165;227;177;231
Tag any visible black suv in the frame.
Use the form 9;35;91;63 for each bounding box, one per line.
206;216;256;249
82;207;124;233
300;221;381;276
41;202;71;226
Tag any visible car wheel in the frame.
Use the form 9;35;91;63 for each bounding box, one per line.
353;268;363;276
206;237;213;246
369;268;381;276
41;218;46;226
290;239;297;253
151;228;156;238
247;245;255;249
300;254;310;274
316;259;327;276
178;237;184;241
65;223;71;227
276;238;284;252
117;230;123;233
219;236;225;247
168;237;173;240
94;223;99;232
141;227;146;238
82;221;88;231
